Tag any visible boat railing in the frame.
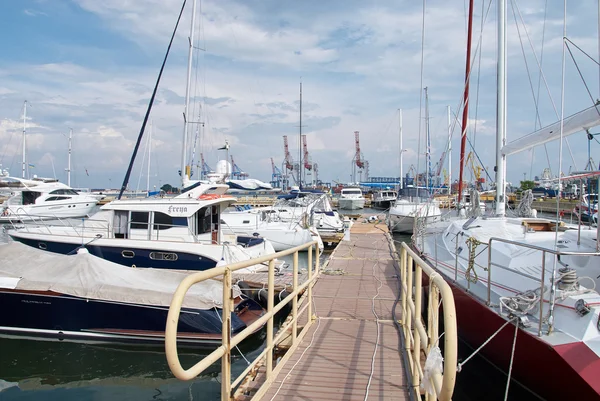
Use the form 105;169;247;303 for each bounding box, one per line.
399;242;457;401
165;240;320;400
487;237;600;336
9;210;112;237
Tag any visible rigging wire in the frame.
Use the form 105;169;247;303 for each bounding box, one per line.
416;0;427;190
509;0;554;176
512;0;577;171
118;0;188;199
530;0;549;180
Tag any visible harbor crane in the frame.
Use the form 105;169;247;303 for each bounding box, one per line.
199;153;213;180
283;135;298;185
302;135;312;171
352;131;367;183
270;157;283;188
230;155;249;179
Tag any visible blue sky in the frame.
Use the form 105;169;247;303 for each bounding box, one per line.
0;0;599;190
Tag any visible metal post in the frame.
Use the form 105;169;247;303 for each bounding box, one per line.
221;268;232;401
266;259;275;378
538;252;546;337
308;245;313;322
292;250;298;343
487;241;493;305
413;264;422;392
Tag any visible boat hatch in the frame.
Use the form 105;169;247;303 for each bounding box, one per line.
521;220;565;232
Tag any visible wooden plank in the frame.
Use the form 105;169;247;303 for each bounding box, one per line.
245;227;409;401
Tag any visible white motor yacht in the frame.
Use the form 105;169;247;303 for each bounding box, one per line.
338;187;365;210
0;180;103;223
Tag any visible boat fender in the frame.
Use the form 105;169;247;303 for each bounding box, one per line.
257;288;269;308
236;281;253;299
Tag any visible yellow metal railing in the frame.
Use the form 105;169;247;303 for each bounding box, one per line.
400;242;457;401
165;240;320;400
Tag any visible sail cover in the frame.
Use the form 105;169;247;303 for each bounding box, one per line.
502;104;600;156
0;242;239;309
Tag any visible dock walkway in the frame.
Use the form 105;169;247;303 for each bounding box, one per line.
258;219;408;400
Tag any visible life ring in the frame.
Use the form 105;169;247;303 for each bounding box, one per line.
197;194;233;200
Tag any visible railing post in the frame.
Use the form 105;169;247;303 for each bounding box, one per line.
413;263;422;391
487;240;493;305
266;259;275;379
406;254;414;373
539;251;546;337
221;268;232;401
401;247;407;342
307;245;313;323
292;251;298;343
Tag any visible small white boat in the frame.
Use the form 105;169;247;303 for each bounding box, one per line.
388;187;441;233
220;208;322;251
371;190;398;209
338;188;365;210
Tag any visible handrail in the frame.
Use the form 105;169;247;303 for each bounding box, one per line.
165;240;320;400
400;242;457;401
486;236;600;336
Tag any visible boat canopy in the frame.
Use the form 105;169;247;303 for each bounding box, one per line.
0;242;237;309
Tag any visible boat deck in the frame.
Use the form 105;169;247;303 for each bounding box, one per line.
240;219;409;400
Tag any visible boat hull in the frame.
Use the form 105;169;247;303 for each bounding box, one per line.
443;279;600;400
338;198;365;210
388;213;440;234
0;289;263;347
372;200;394;210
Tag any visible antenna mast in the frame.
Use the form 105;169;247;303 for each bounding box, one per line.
22;101;27;179
67;128;72;187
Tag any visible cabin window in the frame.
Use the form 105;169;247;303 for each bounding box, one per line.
22;191;41;205
153;212;173;230
150;252;178;261
46;196;71;201
243;220;250;224
130;211;149;229
122;250;135;258
196;207;212;234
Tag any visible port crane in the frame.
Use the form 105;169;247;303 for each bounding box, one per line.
283;135;298;185
352;131;367;183
270;157;283;188
465;151;484;190
230;155;249;180
199;153;213;180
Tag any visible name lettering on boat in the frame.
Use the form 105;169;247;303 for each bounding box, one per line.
168;206;188;214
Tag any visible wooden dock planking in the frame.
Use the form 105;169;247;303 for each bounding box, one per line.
257;220;409;401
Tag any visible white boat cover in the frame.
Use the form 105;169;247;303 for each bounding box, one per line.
0;242;238;310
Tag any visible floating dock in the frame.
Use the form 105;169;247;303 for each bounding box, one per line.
236;218;410;400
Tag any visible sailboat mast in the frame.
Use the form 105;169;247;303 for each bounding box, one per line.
299;81;303;188
399;108;403;190
67;128;72;187
147;120;152;193
495;0;507;216
425;87;431;191
447;105;452;195
457;0;474;207
22;101;27;179
180;0;197;187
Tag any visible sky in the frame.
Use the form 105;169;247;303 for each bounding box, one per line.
1;0;599;190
